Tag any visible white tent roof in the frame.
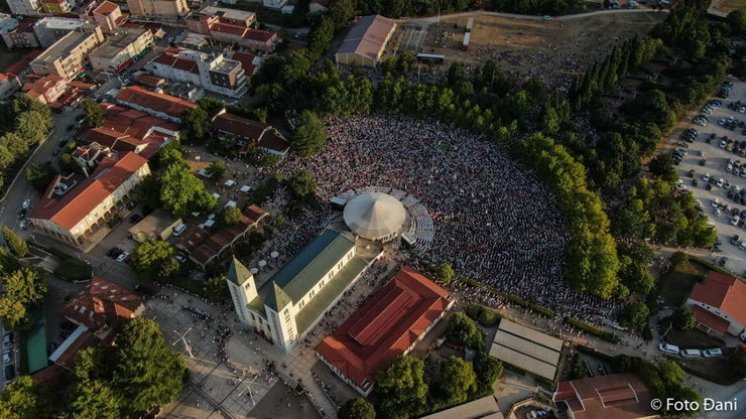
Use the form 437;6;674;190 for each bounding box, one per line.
343;192;406;240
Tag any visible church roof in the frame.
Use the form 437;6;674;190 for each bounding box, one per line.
227;257;252;285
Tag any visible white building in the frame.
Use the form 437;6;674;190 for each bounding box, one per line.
6;0;41;16
227;228;379;352
145;48;247;99
33;17;86;48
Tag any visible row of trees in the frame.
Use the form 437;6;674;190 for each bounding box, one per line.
0;97;54;194
0;228;47;330
0;318;186;418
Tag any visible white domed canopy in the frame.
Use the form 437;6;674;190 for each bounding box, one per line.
343;192;407;241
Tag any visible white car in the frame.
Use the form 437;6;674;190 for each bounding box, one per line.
116;252;129;263
658;342;680;354
703;173;712;182
676;179;686;190
717;178;724;188
22;199;31;209
680;348;702;358
732;215;740;226
720;140;727;148
711;197;720;207
172;224;187;237
702;348;723;358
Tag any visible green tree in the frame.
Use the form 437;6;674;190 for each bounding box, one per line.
221;206;243;225
728;10;746;35
181;107;211;143
0;297;27;330
445;312;483;350
208;160;227;179
0;376;48;419
205;275;229;303
82;98;105;128
160;164;215;217
670;252;689;271
291;111;327;157
25;162;57;191
131;240;174;279
1;268;47;306
375;356;428;419
649;153;678;182
671;308;696;331
157;257;180;283
436;356;477;404
65;379;121;419
620;302;650;331
473;351;503;393
339;397;376;419
157;143;186;169
2;226;28;258
112;317;186;414
288;170;317;202
433;263;455;284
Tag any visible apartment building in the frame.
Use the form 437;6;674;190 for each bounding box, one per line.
92;1;122;33
6;0;41;16
126;0;188;18
145;47;247;98
28;152;151;249
33;17;85;48
30;24;105;80
40;0;71;14
89;27;153;72
0;15;39;49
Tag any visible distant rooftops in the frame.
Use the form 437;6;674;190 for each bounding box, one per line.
61;277;143;330
337;15;396;60
201;6;255;22
94;0;119;15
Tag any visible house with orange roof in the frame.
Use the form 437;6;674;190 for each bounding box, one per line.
315;267;455;395
553;373;658;419
28;152;151;250
92;1;122;33
22;74;68;105
115;85;197;123
686;271;746;336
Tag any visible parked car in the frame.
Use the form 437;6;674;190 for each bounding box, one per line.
173;223;187;237
658;342;680;354
680;348;702;358
116;252;129;263
703;348;723;358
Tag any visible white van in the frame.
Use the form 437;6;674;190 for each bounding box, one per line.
680;348;702;358
703;348;723;358
658;342;680;354
172;223;187;237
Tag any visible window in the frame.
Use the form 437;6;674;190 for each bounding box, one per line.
309;290;316;299
299;299;305;309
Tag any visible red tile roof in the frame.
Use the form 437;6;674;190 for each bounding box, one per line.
94;0;118;15
553;373;656;419
100;102;179;139
692;305;730;334
690;271;746;327
210;22;275;42
152;48;199;74
84;127;145;152
315;267;452;391
231;51;257;75
136;73;165;87
61;278;143;330
29;152;149;230
213;112;267;140
116;86;197;119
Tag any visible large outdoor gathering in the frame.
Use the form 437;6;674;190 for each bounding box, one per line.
1;0;746;418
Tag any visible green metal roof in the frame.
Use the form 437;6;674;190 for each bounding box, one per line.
24;306;48;374
227;257;252;285
265;283;292;311
260;228;355;303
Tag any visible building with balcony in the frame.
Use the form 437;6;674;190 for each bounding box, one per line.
40;0;71;14
33;17;85;48
126;0;188;18
92;1;123;33
145;47;247;99
30;24;104;79
89;27;153;72
6;0;41;16
28;152;151;249
1;15;40;49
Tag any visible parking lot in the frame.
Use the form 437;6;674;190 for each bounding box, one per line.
673;77;746;276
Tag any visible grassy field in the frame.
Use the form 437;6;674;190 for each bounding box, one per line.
658;260;709;307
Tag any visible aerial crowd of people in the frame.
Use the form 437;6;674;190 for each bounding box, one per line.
277;115;620;320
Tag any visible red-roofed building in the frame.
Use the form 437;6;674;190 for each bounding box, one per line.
315;267;455;395
553;373;658;419
93;1;122;33
208;22;278;52
174;205;268;268
686;271;746;336
116;85;197;123
83;127;150;154
100;102;179;139
212;109;289;156
62;277;144;330
22;74;68;106
231;51;260;78
28;152;151;249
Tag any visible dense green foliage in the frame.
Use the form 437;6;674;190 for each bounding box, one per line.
291;111;327;157
432;263;455;284
514;134;620;297
671;307;696;331
444;312;484;350
25;162;57;191
220;206;243;225
0;97;53;195
620;301;650;331
339;397;376;419
160;163;218;217
131;240;175;280
82;98;104;128
434;356;478;404
473;350;503;393
2;227;28;258
375;356;429;419
0;376;50;419
0;267;47;330
63;318;186;416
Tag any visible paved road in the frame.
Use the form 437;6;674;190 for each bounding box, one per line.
0;107;83;238
406;7;668;25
